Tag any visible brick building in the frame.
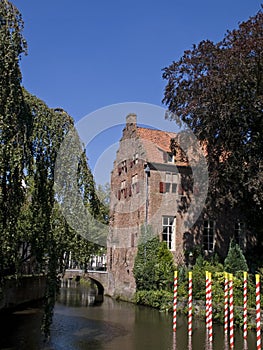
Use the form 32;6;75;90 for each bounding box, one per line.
107;113;247;299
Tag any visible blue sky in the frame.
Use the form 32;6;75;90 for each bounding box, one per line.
11;0;262;185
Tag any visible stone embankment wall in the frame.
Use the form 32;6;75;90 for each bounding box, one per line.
0;275;46;311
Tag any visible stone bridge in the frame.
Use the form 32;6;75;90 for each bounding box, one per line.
62;269;109;302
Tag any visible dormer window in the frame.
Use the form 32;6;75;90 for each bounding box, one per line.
167;152;174;163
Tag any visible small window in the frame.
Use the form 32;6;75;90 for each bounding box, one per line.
203;220;215;252
121;180;126;189
132;174;138;184
132;174;139;193
133;153;139;164
162;216;176;250
160;172;178;194
167;153;174;163
122;160;127;173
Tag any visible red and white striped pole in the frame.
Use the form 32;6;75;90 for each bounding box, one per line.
243;271;248;340
229;273;234;349
224;272;229;335
208;272;213;343
188;271;193;338
173;270;178;333
256;274;261;350
206;271;209;330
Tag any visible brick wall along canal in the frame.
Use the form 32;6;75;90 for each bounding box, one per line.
0;282;259;349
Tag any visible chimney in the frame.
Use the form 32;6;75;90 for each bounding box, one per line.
126;113;137;127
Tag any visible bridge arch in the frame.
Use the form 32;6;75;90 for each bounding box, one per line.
88;277;104;302
62;269;108;303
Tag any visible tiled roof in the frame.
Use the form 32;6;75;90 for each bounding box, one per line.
136;127;191;165
136;127;177;153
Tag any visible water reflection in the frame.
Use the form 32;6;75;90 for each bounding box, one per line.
59;280;98;307
0;284;259;350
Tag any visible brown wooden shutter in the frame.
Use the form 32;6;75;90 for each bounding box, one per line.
159;181;165;193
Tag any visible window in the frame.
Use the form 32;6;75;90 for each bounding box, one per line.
167;153;174;163
203;220;215;252
160;173;178;194
132;174;139;193
234;221;246;249
121;180;126;189
118;160;127;174
122;160;127;173
119;180;127;199
162;216;176;250
133;153;139;164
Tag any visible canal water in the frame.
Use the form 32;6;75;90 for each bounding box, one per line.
0;283;258;349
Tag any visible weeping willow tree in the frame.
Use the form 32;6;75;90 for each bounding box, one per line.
0;0;29;278
0;0;107;338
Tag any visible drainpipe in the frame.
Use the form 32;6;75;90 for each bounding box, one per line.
144;164;150;226
144;164;150;263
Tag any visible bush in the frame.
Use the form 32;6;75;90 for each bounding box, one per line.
224;241;248;274
134;290;173;311
133;229;175;292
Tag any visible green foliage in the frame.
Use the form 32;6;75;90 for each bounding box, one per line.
224;241;248;274
0;1;106;337
162;9;263;235
134;290;173;311
0;0;29;279
133;229;175;292
135;247;256;328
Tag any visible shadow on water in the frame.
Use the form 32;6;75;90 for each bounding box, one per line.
0;283;259;350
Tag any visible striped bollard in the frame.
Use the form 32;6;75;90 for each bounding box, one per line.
188;271;193;338
229;274;234;349
243;271;248;340
208;272;213;343
173;271;178;332
206;271;209;329
256;274;261;350
224;272;229;335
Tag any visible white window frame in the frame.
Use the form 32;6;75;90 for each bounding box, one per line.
133;153;139;164
131;174;138;185
167;153;174;163
121;180;126;189
203;220;215;253
162;216;176;251
164;172;178;194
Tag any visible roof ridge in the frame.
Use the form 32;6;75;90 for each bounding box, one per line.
136;125;177;136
